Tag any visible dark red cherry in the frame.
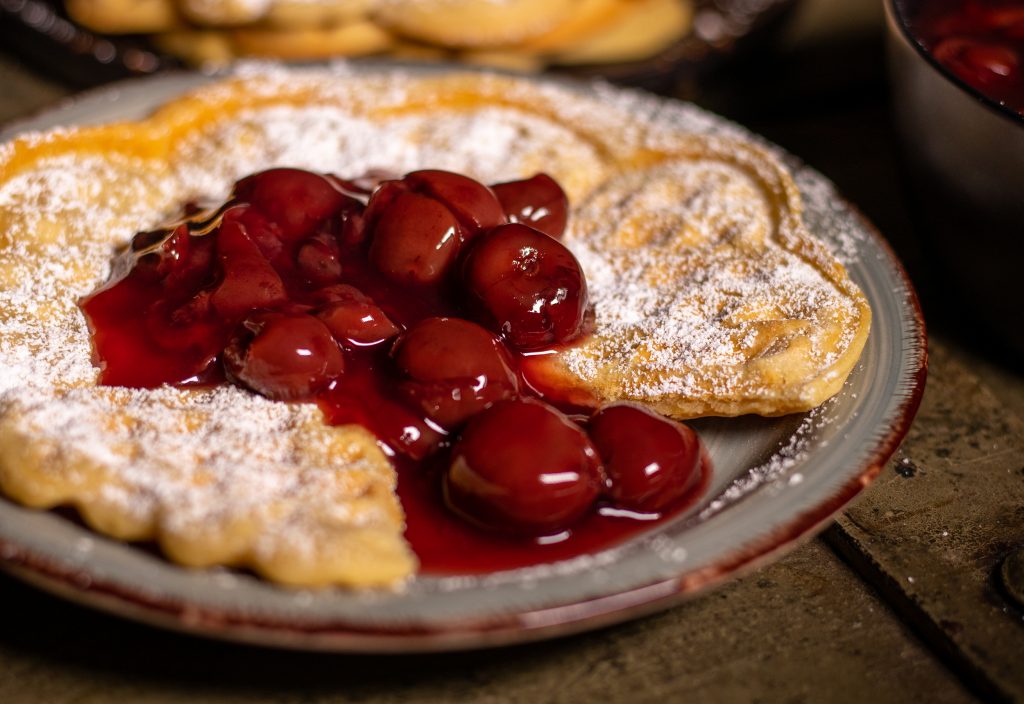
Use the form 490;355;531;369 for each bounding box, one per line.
403;170;506;236
491;173;569;239
296;234;343;286
228;205;285;262
339;210;368;247
314;285;400;347
308;283;361;305
369;191;462;285
209;219;287;318
933;37;1019;87
361;180;407;233
151;225;191;276
978;6;1024;32
233;168;353;242
462;223;588;349
224;312;344;400
150;226;218;298
393;317;516;386
131;224;214;291
588;403;702;512
444;398;603;534
392;317;518;428
379;409;445;460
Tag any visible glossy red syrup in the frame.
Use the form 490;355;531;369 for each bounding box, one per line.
398;451;709;574
80;168;709;575
905;0;1024;115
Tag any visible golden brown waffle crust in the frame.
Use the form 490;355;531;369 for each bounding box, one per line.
0;66;870;587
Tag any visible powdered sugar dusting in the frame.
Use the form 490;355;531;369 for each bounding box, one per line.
0;155;175;394
699;400;838;520
174;104;605;203
559;156;863;408
795;170;869;266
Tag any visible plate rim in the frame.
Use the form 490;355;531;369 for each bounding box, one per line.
0;67;928;652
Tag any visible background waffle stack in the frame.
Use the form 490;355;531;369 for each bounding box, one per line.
65;0;693;70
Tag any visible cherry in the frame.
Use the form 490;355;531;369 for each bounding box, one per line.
392;318;516;386
381;411;445;460
979;6;1024;32
131;224;217;295
374;407;447;460
296;233;343;286
339;210;368;247
223;312;344;400
403;170;506;236
361;180;407;233
164;288;213;327
491;173;569;239
444;399;603;534
392;317;518;428
362;169;508;286
588;403;702;512
368;191;462;285
462;223;589;349
233;168;354;242
169;233;219;298
229;206;285;263
209;218;287;318
933;37;1019;87
314;285;401;347
150;225;191;277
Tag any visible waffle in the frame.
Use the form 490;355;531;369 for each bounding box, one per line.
65;0;693;67
0;68;870;586
529;138;872;418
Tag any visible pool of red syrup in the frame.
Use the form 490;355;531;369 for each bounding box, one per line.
903;0;1024;115
396;452;710;575
313;344;712;575
81;174;712;576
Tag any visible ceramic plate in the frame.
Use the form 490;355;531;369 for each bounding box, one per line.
0;67;926;652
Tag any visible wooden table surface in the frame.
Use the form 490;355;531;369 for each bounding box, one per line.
0;2;1021;701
